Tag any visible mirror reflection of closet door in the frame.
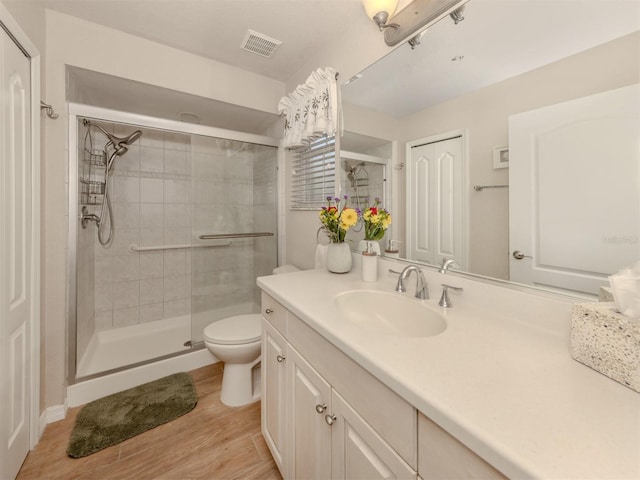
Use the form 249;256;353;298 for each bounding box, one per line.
407;136;465;269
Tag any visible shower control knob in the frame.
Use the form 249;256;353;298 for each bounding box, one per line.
325;414;337;426
276;354;286;363
265;308;274;314
315;403;327;414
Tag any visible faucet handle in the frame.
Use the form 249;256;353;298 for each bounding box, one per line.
438;284;463;308
438;258;457;273
394;276;407;293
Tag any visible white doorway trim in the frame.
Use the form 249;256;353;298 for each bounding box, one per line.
0;2;41;449
405;129;469;270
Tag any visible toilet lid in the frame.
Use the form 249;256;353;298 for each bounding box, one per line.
203;314;262;345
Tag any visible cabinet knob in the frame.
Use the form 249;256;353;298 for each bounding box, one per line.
325;414;337;426
315;403;327;414
276;354;286;363
265;308;274;314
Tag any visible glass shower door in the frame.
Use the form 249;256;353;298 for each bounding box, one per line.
189;135;278;344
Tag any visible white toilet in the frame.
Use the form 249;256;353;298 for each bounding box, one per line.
203;264;300;407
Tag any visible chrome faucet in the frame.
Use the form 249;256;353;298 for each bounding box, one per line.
438;258;456;274
438;284;464;308
395;265;429;299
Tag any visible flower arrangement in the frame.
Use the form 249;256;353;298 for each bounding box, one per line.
319;196;359;243
362;198;392;241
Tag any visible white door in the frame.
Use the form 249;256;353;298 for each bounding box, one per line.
0;23;32;480
509;84;640;295
407;136;465;269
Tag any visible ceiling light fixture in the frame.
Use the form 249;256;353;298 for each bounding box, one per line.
364;0;469;47
362;0;399;31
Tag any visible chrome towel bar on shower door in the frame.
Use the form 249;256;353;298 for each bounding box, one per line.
129;240;232;252
198;232;274;240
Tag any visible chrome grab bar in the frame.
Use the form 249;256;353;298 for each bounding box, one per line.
198;232;274;240
129;241;231;252
473;184;508;192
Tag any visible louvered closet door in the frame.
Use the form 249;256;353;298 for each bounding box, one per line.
0;23;32;480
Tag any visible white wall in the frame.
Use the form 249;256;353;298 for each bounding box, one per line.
43;10;286;408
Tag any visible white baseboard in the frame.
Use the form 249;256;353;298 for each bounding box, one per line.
45;403;67;424
38;411;47;439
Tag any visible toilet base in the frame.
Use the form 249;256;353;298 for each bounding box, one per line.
220;357;261;407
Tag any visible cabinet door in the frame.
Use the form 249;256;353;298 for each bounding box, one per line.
286;346;332;479
418;414;506;479
331;390;416;480
262;320;287;475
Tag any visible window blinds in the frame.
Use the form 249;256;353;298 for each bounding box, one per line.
290;135;336;211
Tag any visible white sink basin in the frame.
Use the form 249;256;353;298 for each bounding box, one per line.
334;290;447;337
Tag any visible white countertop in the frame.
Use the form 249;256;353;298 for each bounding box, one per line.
257;266;640;479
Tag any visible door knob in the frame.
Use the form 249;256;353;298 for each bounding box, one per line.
325;414;337;426
276;354;286;363
512;250;533;260
265;308;273;314
315;403;327;414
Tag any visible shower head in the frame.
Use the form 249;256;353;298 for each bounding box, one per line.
83;119;142;155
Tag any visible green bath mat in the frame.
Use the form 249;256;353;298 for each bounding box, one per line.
67;372;197;458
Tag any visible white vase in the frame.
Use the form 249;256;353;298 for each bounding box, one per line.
326;242;352;274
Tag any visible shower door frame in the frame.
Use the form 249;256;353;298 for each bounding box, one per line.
66;103;281;385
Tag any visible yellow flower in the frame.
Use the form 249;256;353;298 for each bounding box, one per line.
370;214;380;224
340;208;358;228
382;215;392;228
363;210;371;220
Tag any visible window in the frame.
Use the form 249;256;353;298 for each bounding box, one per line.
290;135;336;210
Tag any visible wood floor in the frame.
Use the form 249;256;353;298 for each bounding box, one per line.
17;364;281;480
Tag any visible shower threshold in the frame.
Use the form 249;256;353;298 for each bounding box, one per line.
76;315;191;378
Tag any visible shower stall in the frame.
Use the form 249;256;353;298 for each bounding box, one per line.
67;105;279;389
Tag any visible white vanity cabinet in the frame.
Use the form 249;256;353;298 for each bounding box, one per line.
286;343;332;479
261;293;417;479
418;414;507;480
331;389;416;479
261;295;288;473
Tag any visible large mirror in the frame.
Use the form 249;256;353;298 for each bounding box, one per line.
341;0;639;297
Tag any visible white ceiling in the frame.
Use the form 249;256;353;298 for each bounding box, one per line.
37;0;366;82
342;0;640;117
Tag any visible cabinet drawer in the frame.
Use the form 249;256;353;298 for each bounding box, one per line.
418;414;506;479
261;292;287;335
287;313;417;469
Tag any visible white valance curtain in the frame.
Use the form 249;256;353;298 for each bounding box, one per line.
278;67;341;148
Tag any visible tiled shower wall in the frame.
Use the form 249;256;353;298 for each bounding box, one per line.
85;122;193;333
75;119;278;354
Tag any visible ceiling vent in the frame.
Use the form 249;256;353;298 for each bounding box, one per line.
241;29;282;58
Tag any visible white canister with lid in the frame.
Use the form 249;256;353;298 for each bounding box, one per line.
362;241;378;282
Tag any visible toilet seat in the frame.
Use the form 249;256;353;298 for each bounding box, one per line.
203;314;262;345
